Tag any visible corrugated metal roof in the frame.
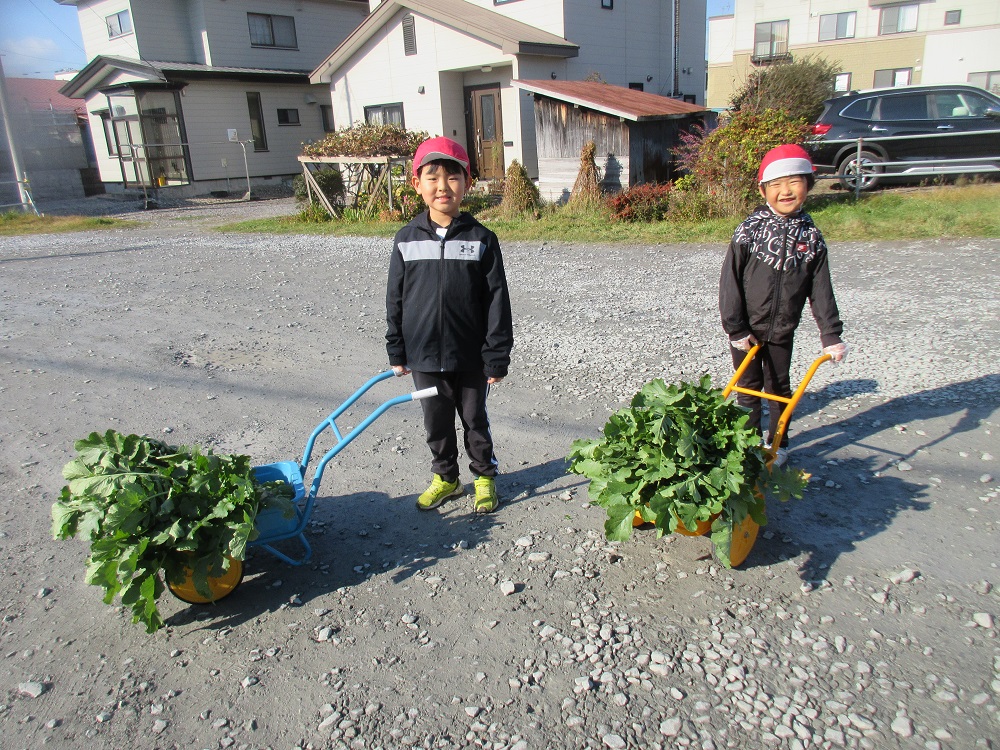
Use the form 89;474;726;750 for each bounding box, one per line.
514;79;708;121
6;77;84;114
312;0;577;82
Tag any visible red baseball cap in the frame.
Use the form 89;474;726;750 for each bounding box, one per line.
413;136;470;177
758;144;814;184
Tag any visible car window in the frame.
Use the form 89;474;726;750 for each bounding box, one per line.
933;92;967;118
959;92;995;117
840;97;877;121
876;93;929;121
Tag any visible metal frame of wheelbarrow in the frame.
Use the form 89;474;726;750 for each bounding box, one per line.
248;371;436;566
718;344;833;567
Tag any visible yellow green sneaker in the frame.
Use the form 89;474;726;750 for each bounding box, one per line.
416;474;463;511
473;476;499;514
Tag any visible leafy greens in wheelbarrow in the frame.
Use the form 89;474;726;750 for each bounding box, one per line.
52;430;294;632
567;376;808;567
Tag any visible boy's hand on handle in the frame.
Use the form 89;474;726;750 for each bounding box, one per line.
392;365;411;376
730;334;758;352
823;342;849;363
487;376;504;385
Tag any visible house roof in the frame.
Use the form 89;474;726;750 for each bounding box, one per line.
5;77;84;114
311;0;578;83
514;80;709;121
59;56;313;99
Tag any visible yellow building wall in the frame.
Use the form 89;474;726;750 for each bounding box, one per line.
708;35;928;110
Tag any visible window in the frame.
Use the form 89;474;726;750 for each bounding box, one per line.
834;72;852;94
879;4;917;35
628;82;644;91
753;20;789;62
877;93;928;120
277;108;300;125
968;71;1000;95
944;10;961;25
106;10;132;39
364;103;404;127
819;12;855;42
602;0;614;8
873;67;912;88
248;13;297;48
320;105;335;132
402;14;417;56
246;92;267;151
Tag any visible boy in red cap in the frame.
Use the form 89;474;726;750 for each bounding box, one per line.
386;136;513;513
719;144;849;466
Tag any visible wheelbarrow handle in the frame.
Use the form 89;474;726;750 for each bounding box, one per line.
411;386;438;400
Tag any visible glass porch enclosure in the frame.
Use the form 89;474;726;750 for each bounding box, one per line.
105;89;190;188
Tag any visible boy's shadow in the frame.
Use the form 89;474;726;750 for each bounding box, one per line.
166;458;569;630
745;374;1000;579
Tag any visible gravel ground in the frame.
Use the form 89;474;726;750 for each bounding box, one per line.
1;198;999;750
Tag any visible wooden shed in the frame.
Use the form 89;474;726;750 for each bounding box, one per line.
513;79;710;203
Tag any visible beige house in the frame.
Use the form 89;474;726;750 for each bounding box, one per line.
57;0;368;194
707;0;1000;111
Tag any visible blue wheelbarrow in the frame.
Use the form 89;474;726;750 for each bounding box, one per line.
167;371;436;604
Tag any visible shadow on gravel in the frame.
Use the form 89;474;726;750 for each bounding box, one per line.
744;375;1000;579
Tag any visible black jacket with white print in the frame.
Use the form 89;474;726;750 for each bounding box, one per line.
386;210;513;378
719;205;843;347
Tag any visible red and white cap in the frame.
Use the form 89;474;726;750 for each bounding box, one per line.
757;144;814;184
413;136;470;177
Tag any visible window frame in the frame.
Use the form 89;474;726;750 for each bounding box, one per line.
106;10;133;39
753;20;790;63
364;103;405;127
819;11;856;42
320;104;335;133
246;92;268;152
944;10;961;26
834;72;852;94
873;67;913;88
879;4;918;36
247;13;298;49
276;108;301;126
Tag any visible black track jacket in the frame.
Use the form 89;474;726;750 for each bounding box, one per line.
386;210;513;378
719;205;843;347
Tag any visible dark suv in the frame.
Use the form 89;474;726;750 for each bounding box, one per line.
806;84;1000;191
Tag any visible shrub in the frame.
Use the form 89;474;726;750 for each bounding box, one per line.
298;202;332;223
730;55;838;123
671;109;813;219
607;183;672;222
293;168;345;207
499;160;541;218
301;122;428;159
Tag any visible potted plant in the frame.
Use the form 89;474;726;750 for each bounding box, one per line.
52;430;293;632
567;376;808;567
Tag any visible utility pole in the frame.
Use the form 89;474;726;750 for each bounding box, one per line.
0;55;31;211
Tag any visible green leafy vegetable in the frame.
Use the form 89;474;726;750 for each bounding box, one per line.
567;376;808;567
52;430;295;632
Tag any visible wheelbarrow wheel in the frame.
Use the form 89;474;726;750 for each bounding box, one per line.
712;514;760;568
167;558;245;604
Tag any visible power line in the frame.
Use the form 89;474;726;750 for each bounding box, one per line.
23;0;87;54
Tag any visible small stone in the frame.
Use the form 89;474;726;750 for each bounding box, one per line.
981;474;994;484
603;734;626;749
897;462;913;472
973;613;994;629
241;676;259;688
660;717;682;736
96;711;113;723
18;681;46;698
152;719;168;734
891;716;914;738
890;568;918;584
514;536;533;547
464;706;481;718
500;580;517;596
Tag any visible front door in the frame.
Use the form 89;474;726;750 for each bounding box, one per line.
466;85;504;180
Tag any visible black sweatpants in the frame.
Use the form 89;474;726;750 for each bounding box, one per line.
411;370;497;482
730;340;794;447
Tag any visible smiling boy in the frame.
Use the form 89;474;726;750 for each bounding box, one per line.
386;137;513;513
719;144;849;466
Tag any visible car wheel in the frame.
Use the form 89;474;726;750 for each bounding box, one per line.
837;150;883;191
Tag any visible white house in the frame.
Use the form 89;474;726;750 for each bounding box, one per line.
56;0;368;195
707;0;1000;111
309;0;706;181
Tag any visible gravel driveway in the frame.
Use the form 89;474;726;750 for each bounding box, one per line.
2;196;998;749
